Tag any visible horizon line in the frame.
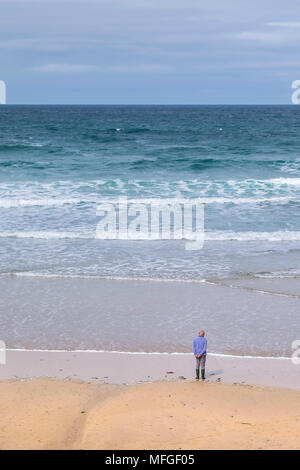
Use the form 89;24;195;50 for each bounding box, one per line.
0;103;296;106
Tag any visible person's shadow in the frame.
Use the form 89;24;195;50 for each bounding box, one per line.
207;369;223;379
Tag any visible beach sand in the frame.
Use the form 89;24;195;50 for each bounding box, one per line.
0;378;300;450
0;350;300;449
1;349;299;389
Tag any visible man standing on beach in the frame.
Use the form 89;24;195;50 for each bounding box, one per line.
193;330;207;381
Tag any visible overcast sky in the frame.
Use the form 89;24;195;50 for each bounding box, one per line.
0;0;299;104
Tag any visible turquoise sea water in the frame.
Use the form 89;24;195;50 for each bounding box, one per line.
0;105;300;355
1;105;300;282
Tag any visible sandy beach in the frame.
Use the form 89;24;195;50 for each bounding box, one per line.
0;350;299;449
0;378;300;450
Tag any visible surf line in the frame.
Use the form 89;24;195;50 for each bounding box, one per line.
204;280;300;299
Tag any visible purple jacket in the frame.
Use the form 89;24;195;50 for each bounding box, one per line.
193;337;207;356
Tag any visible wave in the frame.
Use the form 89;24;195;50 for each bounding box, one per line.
3;272;300;299
205;231;300;241
1;176;300;192
0;143;44;152
91;196;295;204
254;269;300;278
3;272;207;282
265;177;300;187
0;160;51;169
126;127;150;134
0;177;299;210
0;198;83;208
211;280;300;299
0;195;297;209
1;230;300;241
0;231;92;239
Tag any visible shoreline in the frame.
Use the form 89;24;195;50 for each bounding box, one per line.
5;347;293;359
0;349;299;389
3;272;300;300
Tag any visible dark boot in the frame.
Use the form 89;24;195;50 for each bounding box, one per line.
201;369;205;381
196;369;199;380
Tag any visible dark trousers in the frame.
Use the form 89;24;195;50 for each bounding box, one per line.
195;355;206;379
195;355;206;370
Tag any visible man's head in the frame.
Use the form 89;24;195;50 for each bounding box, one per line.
199;330;205;337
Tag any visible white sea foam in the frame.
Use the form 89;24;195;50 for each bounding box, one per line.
0;195;296;209
4;271;300;299
205;231;300;241
254;270;300;279
1;177;300;201
115;196;294;205
267;177;300;187
3;272;208;283
0;231;92;239
5;348;290;360
0;198;83;208
1;230;300;241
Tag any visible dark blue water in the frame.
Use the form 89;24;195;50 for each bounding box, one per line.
1;105;300;281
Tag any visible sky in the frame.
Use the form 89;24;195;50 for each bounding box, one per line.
0;0;300;104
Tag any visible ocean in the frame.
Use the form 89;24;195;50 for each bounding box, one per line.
0;105;299;355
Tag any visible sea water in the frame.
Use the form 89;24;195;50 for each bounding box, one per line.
0;105;299;355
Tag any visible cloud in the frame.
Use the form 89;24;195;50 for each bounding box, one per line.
34;63;100;73
266;22;300;28
109;64;173;73
236;21;300;46
0;38;71;51
193;59;300;70
236;31;284;44
0;0;204;7
1;0;299;103
33;63;174;74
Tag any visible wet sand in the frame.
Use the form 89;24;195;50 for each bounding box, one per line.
1;275;299;356
0;349;299;389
